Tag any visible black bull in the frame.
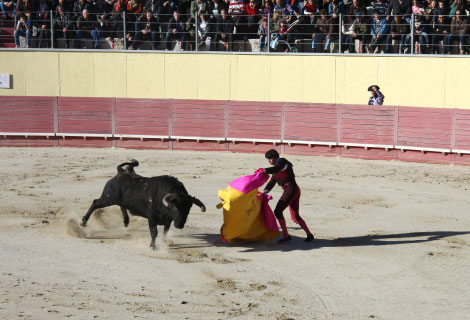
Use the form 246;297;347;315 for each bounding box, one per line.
81;160;206;249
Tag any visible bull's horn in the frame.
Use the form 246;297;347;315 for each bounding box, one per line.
192;196;206;212
163;193;177;207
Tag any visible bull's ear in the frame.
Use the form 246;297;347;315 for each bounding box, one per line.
163;193;177;208
192;196;206;212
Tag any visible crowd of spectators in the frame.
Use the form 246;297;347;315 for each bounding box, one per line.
1;0;470;53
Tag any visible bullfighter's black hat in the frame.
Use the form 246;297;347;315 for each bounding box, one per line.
265;149;280;159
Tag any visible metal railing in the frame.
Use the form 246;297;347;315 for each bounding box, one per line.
3;11;470;55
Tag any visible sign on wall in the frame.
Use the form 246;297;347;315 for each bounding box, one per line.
0;74;11;89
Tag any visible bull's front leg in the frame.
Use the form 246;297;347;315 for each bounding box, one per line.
148;219;158;250
120;206;130;227
162;224;171;243
81;198;112;227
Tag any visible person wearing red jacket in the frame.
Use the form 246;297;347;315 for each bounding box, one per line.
263;149;314;243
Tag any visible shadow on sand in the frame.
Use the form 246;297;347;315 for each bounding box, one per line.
190;231;470;253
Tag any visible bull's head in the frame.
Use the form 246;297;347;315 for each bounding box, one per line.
163;193;206;229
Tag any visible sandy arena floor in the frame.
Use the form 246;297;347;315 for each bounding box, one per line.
0;147;469;320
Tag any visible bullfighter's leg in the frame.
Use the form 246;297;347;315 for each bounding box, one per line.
81;197;113;227
162;223;171;242
148;219;158;250
120;206;130;227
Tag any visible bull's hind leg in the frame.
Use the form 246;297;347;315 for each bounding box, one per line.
81;198;113;227
120;207;130;227
148;219;158;250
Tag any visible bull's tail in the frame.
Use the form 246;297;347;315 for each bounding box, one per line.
117;159;139;174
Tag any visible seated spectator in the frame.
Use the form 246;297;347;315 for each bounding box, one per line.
386;14;409;53
53;0;72;15
348;0;362;15
165;10;186;50
368;10;388;53
145;0;159;18
311;9;332;52
215;8;233;50
328;0;343;14
210;0;228;20
73;0;92;21
54;5;74;48
431;14;449;53
107;9;127;42
75;9;101;48
444;9;468;53
386;0;411;23
14;12;31;47
352;10;370;53
303;0;317;17
35;9;51;48
157;0;177;33
273;0;284;14
258;16;268;50
448;0;461;18
411;0;425;15
190;0;210;18
434;1;447;17
372;0;389;15
36;0;49;17
261;0;272;18
246;0;260;37
341;15;355;53
130;8;159;49
406;15;430;53
228;0;245;14
197;12;212;50
0;0;16;18
16;0;37;17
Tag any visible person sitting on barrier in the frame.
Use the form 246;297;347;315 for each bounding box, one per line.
35;8;51;48
406;14;430;53
0;0;16;19
215;9;233;50
431;14;449;54
386;14;409;53
258;16;268;51
311;9;332;52
53;5;74;48
261;0;273;19
368;85;385;105
76;9;101;49
444;10;468;54
72;0;92;22
130;9;159;49
262;149;314;244
197;12;212;50
165;9;187;50
14;12;31;48
368;10;389;53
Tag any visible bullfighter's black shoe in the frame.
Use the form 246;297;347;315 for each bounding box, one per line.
305;234;314;242
277;236;292;244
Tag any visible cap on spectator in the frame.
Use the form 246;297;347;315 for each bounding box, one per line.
368;85;380;91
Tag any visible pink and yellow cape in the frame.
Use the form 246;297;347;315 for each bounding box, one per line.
217;169;280;243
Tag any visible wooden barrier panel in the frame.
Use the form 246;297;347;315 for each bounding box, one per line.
397;107;453;150
172;99;225;138
339;104;395;146
57;97;113;134
115;98;170;136
453;109;470;151
0;96;55;133
228;101;282;140
284;103;337;143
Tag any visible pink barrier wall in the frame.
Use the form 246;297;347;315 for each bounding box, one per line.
2;95;470;166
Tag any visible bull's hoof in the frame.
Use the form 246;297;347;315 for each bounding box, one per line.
80;220;87;227
150;243;157;250
124;220;129;228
